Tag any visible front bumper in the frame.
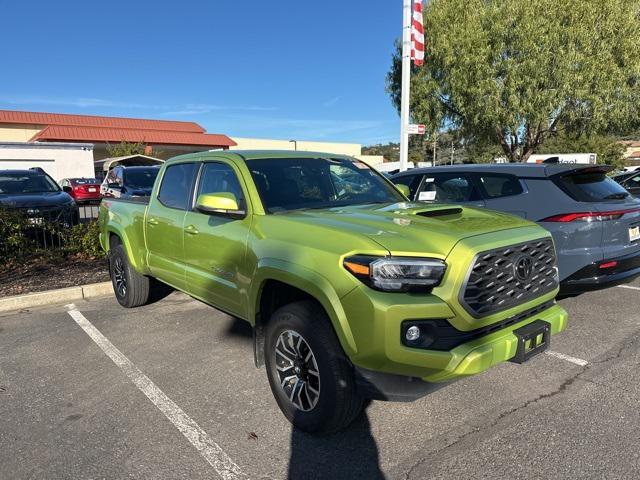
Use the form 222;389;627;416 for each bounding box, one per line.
560;250;640;294
341;285;567;387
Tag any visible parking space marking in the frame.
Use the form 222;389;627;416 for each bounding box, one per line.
545;350;589;367
618;285;640;291
65;306;247;480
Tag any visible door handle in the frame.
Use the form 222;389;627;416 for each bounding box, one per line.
147;217;159;226
185;225;199;235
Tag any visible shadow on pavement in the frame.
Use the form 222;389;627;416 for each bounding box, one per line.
287;406;384;479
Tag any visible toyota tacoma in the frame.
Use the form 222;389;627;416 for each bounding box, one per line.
99;151;568;433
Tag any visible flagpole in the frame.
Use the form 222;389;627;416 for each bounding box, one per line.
399;0;412;172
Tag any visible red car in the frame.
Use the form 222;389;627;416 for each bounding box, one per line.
60;178;102;203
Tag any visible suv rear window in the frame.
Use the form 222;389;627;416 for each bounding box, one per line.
554;171;630;202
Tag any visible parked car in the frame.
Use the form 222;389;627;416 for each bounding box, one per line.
100;151;567;433
60;178;102;203
392;164;640;293
612;171;640;197
100;165;160;199
0;168;78;225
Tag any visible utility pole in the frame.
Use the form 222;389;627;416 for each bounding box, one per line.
432;132;437;166
398;0;412;172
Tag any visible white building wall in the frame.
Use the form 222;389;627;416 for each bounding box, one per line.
0;142;94;181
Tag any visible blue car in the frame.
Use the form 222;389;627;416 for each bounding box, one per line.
392;163;640;293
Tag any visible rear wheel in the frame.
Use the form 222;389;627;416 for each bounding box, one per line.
109;244;150;308
264;300;364;433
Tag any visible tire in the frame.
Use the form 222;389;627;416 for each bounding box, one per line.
264;300;364;433
109;244;150;308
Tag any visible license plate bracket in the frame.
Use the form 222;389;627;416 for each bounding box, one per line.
509;320;551;364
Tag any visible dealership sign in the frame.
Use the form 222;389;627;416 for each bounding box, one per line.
408;124;426;135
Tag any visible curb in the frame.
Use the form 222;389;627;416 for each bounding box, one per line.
0;281;113;313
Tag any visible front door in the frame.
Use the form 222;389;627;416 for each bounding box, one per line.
146;162;199;290
183;161;252;318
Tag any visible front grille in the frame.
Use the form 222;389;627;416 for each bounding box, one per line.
460;238;558;317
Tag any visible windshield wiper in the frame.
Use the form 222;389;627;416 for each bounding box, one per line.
604;192;629;199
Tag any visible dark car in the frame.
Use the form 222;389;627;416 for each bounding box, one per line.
100;166;160;199
392;164;640;293
612;171;640;197
60;178;102;203
0;168;79;225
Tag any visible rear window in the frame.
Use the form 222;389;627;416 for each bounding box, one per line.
554;171;630;202
157;163;198;210
478;174;523;198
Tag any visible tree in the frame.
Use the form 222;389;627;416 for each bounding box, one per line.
535;132;627;169
106;141;147;157
387;0;640;162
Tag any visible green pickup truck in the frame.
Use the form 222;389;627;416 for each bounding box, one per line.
99;150;568;433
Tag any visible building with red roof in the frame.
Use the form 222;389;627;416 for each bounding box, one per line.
0;109;236;160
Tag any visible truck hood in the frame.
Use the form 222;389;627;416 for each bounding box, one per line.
279;202;535;257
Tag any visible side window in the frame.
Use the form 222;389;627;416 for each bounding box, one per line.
478;174;523;198
115;169;124;186
417;174;480;203
196;162;245;208
157;163;199;210
393;175;422;199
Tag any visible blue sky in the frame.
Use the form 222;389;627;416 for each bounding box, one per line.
0;1;403;145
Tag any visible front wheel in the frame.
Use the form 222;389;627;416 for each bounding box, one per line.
264;300;364;433
109;244;150;308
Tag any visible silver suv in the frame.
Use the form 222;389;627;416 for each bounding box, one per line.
392;164;640;294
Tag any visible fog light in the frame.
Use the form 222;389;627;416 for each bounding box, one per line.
406;325;421;342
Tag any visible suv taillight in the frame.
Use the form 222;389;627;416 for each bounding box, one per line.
541;208;640;222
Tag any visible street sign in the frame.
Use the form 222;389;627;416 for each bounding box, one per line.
408;124;426;135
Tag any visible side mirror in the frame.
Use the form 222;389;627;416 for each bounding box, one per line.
62;186;72;193
195;192;246;218
395;183;411;198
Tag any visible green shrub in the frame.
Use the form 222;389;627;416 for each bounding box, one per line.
0;208;102;260
64;221;103;257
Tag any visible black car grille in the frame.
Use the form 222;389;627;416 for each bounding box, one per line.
18;205;77;226
460;238;558;317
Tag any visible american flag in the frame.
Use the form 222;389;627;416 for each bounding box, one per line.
410;1;425;66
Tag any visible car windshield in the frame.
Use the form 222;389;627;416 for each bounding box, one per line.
247;157;404;213
554;171;630;202
123;169;158;189
0;172;60;195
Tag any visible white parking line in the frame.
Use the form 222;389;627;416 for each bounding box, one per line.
618;285;640;291
65;305;246;480
545;350;589;367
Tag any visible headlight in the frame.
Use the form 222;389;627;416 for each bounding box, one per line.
343;256;447;292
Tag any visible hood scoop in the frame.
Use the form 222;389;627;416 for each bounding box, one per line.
415;207;463;218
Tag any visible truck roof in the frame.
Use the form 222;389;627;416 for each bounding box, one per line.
393;163;610;179
167;149;355;163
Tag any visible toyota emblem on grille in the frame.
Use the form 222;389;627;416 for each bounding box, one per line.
514;255;534;282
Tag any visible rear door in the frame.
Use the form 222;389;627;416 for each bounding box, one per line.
474;172;528;218
146;162;199;290
551;167;640;261
415;172;485;207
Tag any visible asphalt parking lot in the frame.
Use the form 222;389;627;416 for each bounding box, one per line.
2;279;640;480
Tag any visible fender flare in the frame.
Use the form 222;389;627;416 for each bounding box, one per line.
104;225;149;274
249;258;358;358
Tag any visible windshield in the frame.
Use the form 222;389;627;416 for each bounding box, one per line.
554;171;630;202
0;172;60;195
124;169;159;190
247;157;404;213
